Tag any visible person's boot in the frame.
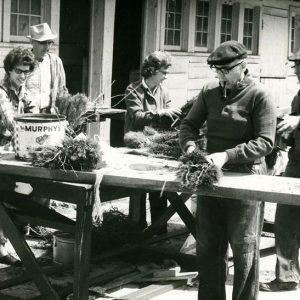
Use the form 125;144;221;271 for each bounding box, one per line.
260;279;299;291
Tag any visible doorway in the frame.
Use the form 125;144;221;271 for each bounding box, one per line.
59;0;90;95
110;0;143;147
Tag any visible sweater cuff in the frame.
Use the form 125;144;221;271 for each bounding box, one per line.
184;141;196;152
225;148;237;161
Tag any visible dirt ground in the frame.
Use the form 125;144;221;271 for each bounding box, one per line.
1;199;300;300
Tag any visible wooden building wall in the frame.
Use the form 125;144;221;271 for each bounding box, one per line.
142;0;300;112
0;0;60;79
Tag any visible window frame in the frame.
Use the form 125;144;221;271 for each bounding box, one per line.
289;5;300;56
8;0;44;42
161;0;184;51
160;0;260;55
193;0;211;52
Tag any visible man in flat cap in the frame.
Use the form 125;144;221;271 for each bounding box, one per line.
26;23;67;113
179;40;276;300
260;51;300;292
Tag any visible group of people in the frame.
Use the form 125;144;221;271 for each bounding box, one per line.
0;22;66;266
0;21;299;299
124;42;300;299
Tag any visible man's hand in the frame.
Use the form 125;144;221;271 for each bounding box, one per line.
277;116;300;134
158;108;182;121
206;152;229;169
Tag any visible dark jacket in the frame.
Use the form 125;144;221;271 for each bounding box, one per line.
124;79;171;132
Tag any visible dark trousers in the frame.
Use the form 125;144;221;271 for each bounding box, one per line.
139;192;168;234
274;160;300;283
196;162;266;300
196;196;264;300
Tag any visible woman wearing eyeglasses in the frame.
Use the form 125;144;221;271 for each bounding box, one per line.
124;51;181;235
0;46;36;266
0;46;36;144
179;41;277;300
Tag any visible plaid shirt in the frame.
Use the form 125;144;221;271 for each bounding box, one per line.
0;76;34;142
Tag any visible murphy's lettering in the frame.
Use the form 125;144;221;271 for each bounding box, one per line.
20;125;61;132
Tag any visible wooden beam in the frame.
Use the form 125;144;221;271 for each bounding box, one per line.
0;202;60;300
73;189;94;300
119;281;186;300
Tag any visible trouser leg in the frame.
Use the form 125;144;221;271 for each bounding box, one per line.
275;204;300;283
196;196;227;300
227;199;264;300
148;192;168;234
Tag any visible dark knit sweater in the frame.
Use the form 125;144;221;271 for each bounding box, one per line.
179;75;277;166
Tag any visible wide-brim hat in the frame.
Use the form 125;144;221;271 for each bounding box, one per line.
27;23;57;41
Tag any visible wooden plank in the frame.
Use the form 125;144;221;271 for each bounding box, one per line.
11;211;75;233
0;294;21;300
3;152;300;206
0;202;60;300
0;264;70;289
119;281;186;300
73;188;94;300
129;192;144;225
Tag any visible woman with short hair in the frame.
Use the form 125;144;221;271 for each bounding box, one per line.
0;46;36;266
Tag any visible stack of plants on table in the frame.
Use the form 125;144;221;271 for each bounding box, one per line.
124;98;222;190
30;93;106;172
28;93;144;249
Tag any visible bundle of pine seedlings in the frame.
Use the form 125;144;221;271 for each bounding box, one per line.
30;134;105;171
177;149;222;190
123;126;157;149
56;92;89;131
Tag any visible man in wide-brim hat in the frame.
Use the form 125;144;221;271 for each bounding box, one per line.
26;23;67;113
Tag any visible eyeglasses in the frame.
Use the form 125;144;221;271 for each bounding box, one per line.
210;61;244;74
14;68;31;76
37;40;54;46
157;70;169;75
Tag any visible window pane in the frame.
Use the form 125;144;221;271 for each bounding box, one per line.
31;0;41;15
18;15;29;35
167;13;175;28
174;30;181;45
175;14;181;29
11;0;41;36
19;0;29;14
164;0;182;46
220;4;232;41
243;8;254;50
31;16;41;26
165;29;173;45
195;0;210;48
11;0;18;13
10;14;17;35
168;0;175;12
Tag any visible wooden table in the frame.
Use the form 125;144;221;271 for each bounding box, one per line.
0;151;300;299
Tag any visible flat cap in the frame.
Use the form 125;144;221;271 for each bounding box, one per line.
289;50;300;61
207;40;248;66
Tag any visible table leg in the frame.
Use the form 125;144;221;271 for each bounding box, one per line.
129;192;144;225
142;193;191;238
164;192;196;238
0;202;60;300
73;188;94;300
